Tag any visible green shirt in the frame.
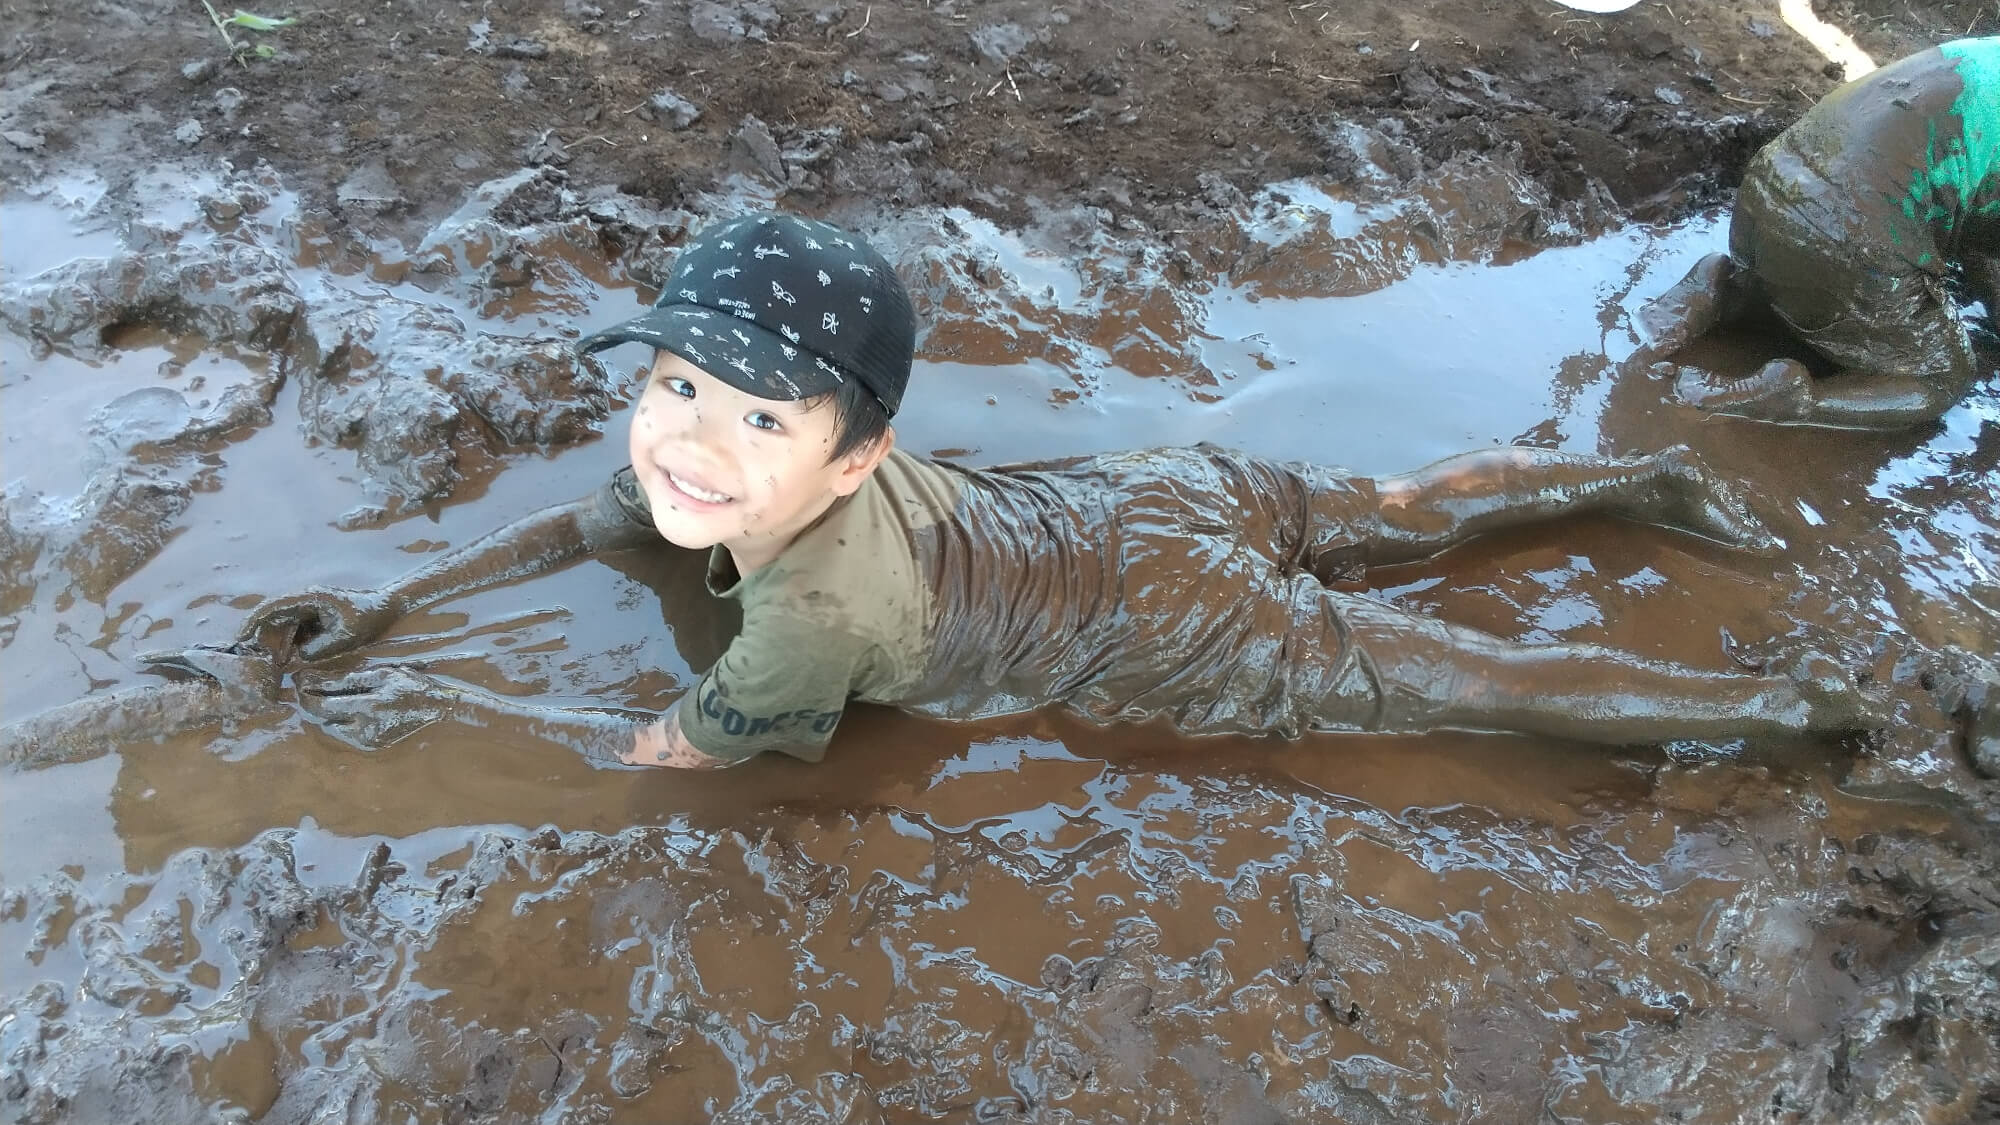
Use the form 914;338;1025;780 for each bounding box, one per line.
1765;37;2000;262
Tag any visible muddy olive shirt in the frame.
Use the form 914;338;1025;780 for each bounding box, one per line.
603;445;1391;763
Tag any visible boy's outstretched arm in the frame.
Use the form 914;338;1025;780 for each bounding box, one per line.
295;665;735;769
240;485;659;660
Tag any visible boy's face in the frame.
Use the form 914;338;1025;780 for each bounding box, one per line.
628;351;891;569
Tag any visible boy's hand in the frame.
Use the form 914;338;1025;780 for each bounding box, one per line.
239;586;401;662
620;711;731;770
296;665;453;748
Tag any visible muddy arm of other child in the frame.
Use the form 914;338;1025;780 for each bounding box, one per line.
295;665;733;769
239;489;660;661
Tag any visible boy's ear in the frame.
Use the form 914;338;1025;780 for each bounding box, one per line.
830;426;896;496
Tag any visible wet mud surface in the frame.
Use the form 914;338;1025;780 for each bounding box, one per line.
5;2;2000;1123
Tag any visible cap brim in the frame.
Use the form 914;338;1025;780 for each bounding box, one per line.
577;305;849;402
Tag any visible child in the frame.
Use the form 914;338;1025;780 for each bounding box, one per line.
1637;37;1999;430
245;213;1882;768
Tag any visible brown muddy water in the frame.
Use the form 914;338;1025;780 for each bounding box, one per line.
1;167;1996;1123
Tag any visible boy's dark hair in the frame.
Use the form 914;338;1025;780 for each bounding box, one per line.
823;376;892;461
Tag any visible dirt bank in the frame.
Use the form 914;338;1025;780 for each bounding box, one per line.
6;0;1993;250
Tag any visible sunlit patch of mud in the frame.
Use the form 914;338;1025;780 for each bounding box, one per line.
2;149;1996;1122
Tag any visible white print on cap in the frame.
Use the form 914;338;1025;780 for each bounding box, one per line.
832;237;855;250
718;240;736;249
813;357;846;382
847;262;875;277
684;345;707;364
732;328;752;346
780;344;798;359
822;312;839;334
858;296;874;312
679;289;698;301
729;356;755;377
713;266;741;279
687;326;706;337
779;324;800;343
817;270;832;286
770;281;796;305
753;244;789;259
803;236;823;250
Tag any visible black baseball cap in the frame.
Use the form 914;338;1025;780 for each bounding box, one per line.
578;212;915;417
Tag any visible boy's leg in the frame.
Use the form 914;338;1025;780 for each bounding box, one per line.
1319;594;1881;745
1662;201;1977;430
1664;354;1973;429
1365;445;1777;566
1631;252;1759;362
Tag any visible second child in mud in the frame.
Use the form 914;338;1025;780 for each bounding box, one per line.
243;213;1892;768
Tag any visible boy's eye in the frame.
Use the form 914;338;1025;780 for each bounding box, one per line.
664;377;696;398
746;411;782;432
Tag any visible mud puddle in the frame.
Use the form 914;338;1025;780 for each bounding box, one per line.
2;167;1996;1123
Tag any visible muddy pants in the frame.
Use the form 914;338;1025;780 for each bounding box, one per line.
990;446;1467;740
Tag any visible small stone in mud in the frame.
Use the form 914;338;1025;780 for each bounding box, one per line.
336;160;405;210
1634;29;1675;59
522;132;570;166
1205;9;1238;34
813;3;845;25
180;58;217;83
875;81;908;103
494;37;549;60
173;118;203;145
1746;17;1777;39
1654;85;1684;106
690;0;747;43
1;129;44;152
728;115;785;183
1082;67;1122;96
970;22;1032;64
649;89;701;129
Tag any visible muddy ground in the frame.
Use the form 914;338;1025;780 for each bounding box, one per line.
4;0;2000;1122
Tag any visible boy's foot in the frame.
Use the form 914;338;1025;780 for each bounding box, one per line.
1771;647;1888;734
1662;358;1815;422
1926;652;2000;778
1633;252;1735;361
1644;444;1783;553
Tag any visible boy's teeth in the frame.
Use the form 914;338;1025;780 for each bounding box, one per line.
670;471;731;503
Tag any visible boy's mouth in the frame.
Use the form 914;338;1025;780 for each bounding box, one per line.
664;468;734;506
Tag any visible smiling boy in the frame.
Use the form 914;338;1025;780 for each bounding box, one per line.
246;212;1886;767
